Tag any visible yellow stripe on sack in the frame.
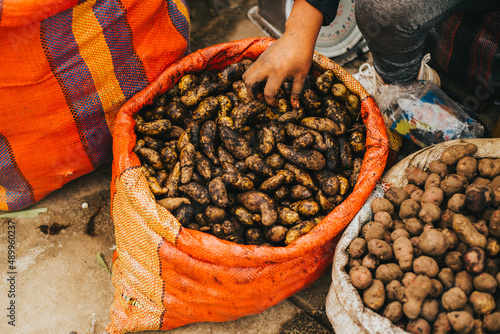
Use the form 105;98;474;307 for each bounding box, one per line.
72;0;126;131
171;0;190;24
0;186;8;211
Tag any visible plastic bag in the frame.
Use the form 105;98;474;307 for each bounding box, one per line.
377;81;484;147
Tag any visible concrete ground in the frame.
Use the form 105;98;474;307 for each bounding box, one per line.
0;1;337;334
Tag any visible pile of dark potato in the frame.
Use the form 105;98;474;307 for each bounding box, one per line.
133;58;366;246
347;143;500;333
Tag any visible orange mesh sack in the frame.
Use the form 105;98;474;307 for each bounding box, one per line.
108;37;389;334
0;0;189;211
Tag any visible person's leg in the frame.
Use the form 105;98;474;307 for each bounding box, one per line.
355;0;499;83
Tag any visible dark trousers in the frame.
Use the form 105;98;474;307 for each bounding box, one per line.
355;0;499;82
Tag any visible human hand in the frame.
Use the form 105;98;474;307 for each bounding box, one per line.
242;0;323;109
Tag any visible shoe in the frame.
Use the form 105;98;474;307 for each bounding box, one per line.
352;53;441;96
351;62;385;97
417;53;441;87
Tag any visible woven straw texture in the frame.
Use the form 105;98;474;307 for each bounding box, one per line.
326;138;500;334
108;37;389;334
0;0;189;211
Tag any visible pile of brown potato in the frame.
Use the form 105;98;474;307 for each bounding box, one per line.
133;59;366;246
347;143;500;333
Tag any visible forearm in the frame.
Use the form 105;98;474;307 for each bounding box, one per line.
284;0;324;56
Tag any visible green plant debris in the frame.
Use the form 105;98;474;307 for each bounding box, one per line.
0;208;47;218
96;252;111;277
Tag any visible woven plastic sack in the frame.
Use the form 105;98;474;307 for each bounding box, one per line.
426;7;500;100
326;138;500;333
107;37;389;333
0;0;189;211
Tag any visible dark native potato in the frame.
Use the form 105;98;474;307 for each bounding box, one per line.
134;59;366;246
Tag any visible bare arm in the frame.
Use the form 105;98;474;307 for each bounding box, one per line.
242;0;323;108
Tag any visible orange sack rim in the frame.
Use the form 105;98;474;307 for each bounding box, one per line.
108;37;389;334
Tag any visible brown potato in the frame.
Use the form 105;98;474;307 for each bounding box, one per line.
136;119;171;136
445;251;463;272
371;198;395;215
454;270;473;295
219;125;253;160
292;132;314;149
289;199;320;217
237;191;277;226
156;197;190;212
174;203;195;226
419;229;449;256
465;184;493;213
350;265;373;289
457;156;478;181
403;275;432;320
300;88;322;113
424;173;442;189
362;279;385;311
265;225;287;243
410;188;424;203
374;211;393;230
284;163;318;190
484;312;500;333
338;136;353;169
442;287;468;311
232;100;267;130
406;166;429;186
441;174;468;198
315;69;334;94
447;193;467;213
204;205;226;224
420;299;440;322
469;291;496;315
178;182;210;205
277;143;326;171
463;247;485;274
375;263;404;284
419;203;442;224
199;120;219;165
232;206;255;226
278;108;304;123
348;238;367;259
178;74;198;95
447;311;474;334
290;185;314;200
179;143;195;184
439;143;478;166
473;272;497;294
191;96;219;123
245;155;273;177
420;187;444;206
223;171;254;191
285;220;316;245
452;214;487;249
385;187;410;208
427;160;448;179
208;177;228;207
399;199;421;219
404;218;424;236
413;256;440;278
367;239;393;261
478;158;500;179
